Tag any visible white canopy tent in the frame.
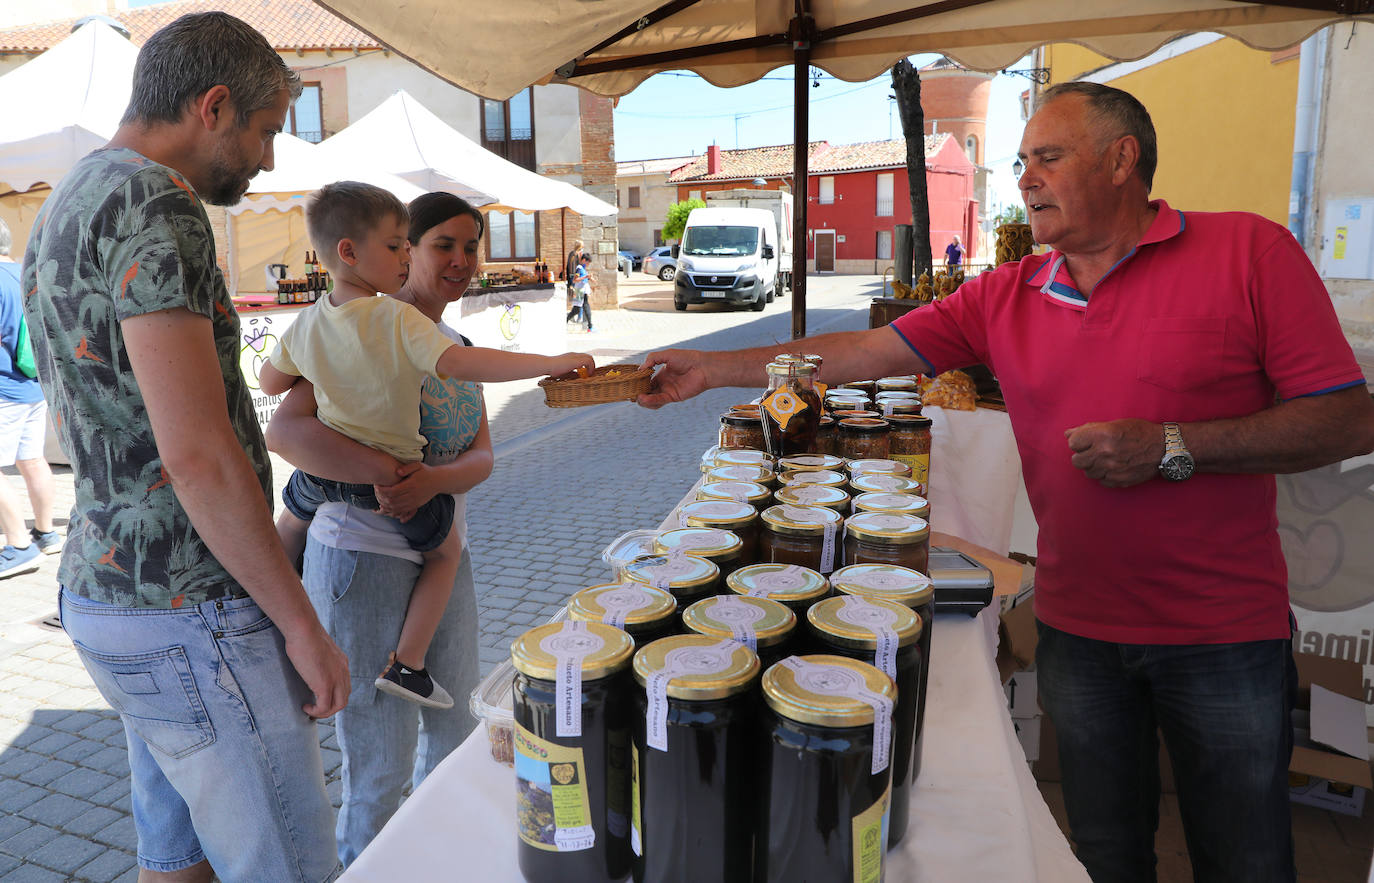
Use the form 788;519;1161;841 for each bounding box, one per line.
316;90;618;217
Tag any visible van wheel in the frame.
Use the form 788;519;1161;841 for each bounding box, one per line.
750;292;766;312
765;283;775;303
674;300;687;311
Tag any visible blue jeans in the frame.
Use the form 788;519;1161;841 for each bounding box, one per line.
59;589;339;882
283;469;455;553
303;540;480;867
1036;620;1296;883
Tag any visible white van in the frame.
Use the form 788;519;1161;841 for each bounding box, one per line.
673;206;779;312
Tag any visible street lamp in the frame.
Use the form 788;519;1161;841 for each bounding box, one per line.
1012;158;1024;177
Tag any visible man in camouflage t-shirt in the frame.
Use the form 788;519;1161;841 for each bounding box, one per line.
22;13;347;882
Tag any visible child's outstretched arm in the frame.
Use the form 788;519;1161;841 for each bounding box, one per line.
436;344;593;383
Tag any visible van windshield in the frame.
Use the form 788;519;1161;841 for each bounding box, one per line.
681;225;759;257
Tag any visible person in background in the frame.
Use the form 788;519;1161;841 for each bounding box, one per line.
0;218;60;579
943;234;964;270
564;237;583;284
567;252;595;332
22;13;347;882
634;82;1374;883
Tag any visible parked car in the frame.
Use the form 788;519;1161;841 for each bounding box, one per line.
618;248;643;271
642;245;677;281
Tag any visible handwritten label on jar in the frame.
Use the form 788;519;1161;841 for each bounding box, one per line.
646;640;740;751
594;585;660;628
780;505;837;573
703;596;767;652
780;657;893;775
748;564;812;595
836;595;900;680
839;567;933;593
539;622;606;738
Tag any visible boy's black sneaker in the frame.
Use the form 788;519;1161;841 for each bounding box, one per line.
375;653;454;709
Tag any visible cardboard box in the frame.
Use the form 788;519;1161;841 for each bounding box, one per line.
1013;714;1042;763
997;596;1038;684
1004;669;1038;718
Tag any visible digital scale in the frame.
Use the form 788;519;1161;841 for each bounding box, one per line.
929;546;995;615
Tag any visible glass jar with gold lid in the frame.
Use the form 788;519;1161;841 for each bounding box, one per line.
511;621;635;882
807;595;923;848
683;594;797;669
623;553;722;621
773;483;850;514
843;511;930;574
713;448;774;470
760;359;822;458
836;417;890;460
875;398;923;417
848;472;925;497
876;377;919;393
756;655;896;883
832;408;883;422
655;527;743;579
825;392;870;412
777;453;846;473
777;468;848;489
697;480;772;511
851;491;931;521
839;380;876;396
816;415;836;455
705;464;776;489
631;634;759;883
758;503;843;574
719;411;766;452
873;390;921;404
727;561;831;619
886;414;933;486
678;500;759;566
568;582;678;646
846;457;912;478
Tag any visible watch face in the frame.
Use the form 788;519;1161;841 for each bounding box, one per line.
1161;455;1195;481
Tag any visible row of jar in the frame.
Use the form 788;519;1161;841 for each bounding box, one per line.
512;579;931;883
721;406;932;469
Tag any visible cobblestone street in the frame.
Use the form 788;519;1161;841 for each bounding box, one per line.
0;276;879;880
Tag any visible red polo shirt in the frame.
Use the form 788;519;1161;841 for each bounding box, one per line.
892;201;1365;644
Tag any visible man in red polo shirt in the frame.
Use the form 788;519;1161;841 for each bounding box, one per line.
637;82;1374;880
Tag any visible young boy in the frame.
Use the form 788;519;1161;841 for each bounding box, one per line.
259;181;592;708
568;253;593;332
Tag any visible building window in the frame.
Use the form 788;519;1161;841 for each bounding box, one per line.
819;176;835;205
876;230;893;261
481;88;536;171
689;190;702;202
965;135;978;164
876;173;894;217
288;83;324;143
653;228;663;246
486;210;538;260
628;186;641;209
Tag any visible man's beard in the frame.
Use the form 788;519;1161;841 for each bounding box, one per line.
202;159;253;207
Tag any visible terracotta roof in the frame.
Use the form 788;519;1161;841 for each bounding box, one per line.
616;156;697;176
0;0;381;53
669;135;959;182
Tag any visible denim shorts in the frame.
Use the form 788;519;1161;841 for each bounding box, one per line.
282;469;455;553
59;588;340;882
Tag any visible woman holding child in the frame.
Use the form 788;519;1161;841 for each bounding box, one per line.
264;191;565;866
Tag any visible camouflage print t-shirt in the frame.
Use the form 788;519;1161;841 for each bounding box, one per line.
22;148;271;608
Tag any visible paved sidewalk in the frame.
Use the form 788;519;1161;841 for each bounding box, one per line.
0;277;877;880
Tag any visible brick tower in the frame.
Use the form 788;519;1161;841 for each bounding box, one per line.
919;58;994;167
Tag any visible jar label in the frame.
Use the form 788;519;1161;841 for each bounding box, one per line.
638;551;699;590
892;453;930;485
749;564;811;595
690;501;748;518
859;513;919;531
539;622;605;738
646;639;739;752
706;481;754;503
821;519;837;574
836;595;900;680
761;387;806;431
630;742;643;856
851;784;891;883
864;493;916;511
858;474;906;492
787;472;828;484
595;585;659;629
852;459;905;474
780;657;892;775
785;485;832;504
713;466;760;481
704;595;767;652
786;455;828;467
669;529;731;551
514;723;595;852
840;569;933;593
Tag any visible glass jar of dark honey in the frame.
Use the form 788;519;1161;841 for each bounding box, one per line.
682;594;797;669
677;500;759;566
654;527;744;580
568;583;678;647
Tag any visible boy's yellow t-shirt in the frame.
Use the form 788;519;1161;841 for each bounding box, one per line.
268;295;456;461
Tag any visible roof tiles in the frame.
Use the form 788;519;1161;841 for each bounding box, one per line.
667;134;954;182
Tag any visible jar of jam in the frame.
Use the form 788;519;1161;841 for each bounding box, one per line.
875;398;923;417
622;553;722;622
719;412;766;452
568;583;679;647
839;380;876;396
849;473;925;498
773;483;850;514
682;594;797;669
654;527;743;580
807;595;923;848
777;453;846;473
756;655;896;883
846;457;912;479
843;511;930;574
825;392;870;413
776;468;847;490
816;415;836;455
705;464;775;489
873;390;920;405
851;491;931;522
712;448;774;470
886;414;933;487
876;377;919;393
631;635;760;883
512;621;636;883
831;408;883;421
759;359;822;458
697;480;772;512
727;562;831;622
758;504;843;574
836;417;890;460
831;563;934;784
677;500;759;566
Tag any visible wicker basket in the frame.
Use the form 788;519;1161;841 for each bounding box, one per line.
538;364;653;408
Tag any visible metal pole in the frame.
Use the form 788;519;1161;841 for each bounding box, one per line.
791;17;811;341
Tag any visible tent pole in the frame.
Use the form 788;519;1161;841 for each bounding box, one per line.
560;207;566;276
791;8;812;341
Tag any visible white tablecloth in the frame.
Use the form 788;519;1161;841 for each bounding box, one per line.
341;603;1087;882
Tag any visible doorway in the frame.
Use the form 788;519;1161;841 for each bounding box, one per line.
814;229;835;273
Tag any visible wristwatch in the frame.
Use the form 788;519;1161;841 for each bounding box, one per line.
1158;422;1195;481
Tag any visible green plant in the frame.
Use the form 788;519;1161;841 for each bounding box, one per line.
662;198;706;241
994;204;1027;226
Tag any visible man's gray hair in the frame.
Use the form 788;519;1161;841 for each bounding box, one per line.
0;218;10;256
1041;82;1158;191
121;12;302;128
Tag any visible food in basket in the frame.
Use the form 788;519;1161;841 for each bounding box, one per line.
918;370;977;411
538;364;653;407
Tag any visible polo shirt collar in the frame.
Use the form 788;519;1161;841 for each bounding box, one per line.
1025;199;1184;311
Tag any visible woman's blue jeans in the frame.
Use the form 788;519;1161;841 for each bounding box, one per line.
1035;620;1297;883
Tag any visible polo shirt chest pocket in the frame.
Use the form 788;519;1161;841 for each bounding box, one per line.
1136;316;1228;392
